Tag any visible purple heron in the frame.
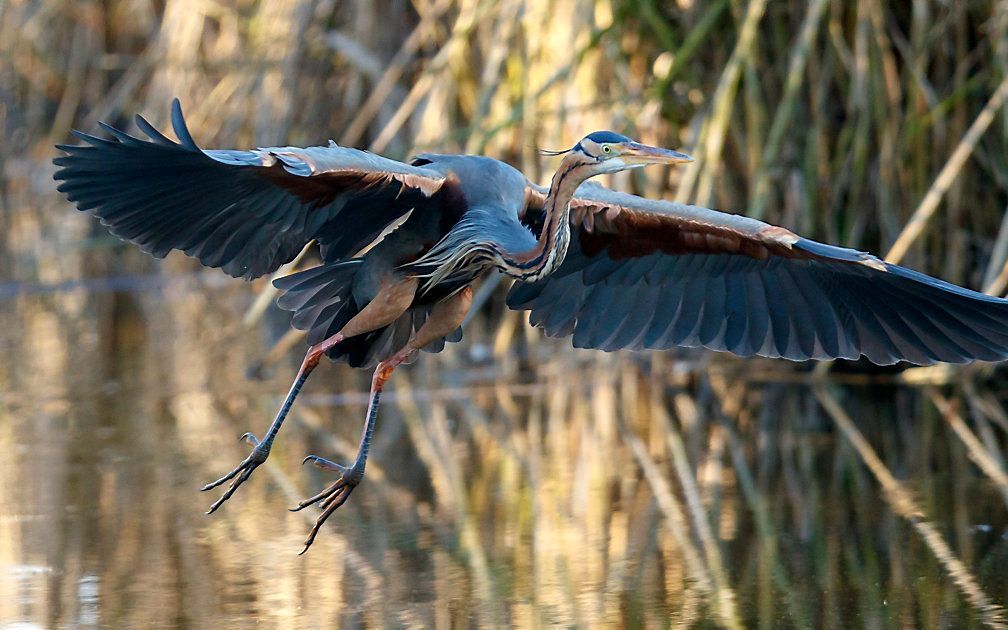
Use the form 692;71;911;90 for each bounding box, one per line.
54;100;1008;552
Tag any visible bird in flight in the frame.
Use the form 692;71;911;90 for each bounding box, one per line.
54;100;1008;552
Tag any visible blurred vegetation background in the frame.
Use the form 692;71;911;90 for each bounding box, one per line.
3;0;1008;627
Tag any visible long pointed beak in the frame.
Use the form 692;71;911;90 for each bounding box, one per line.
621;142;694;165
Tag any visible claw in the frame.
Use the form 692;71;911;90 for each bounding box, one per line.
301;454;347;472
289;478;345;511
291;455;364;553
240;432;261;446
200;434;270;514
298;484;355;555
204;466;255;514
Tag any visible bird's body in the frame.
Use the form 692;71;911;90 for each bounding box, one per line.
267;152;537;369
54;100;1008;551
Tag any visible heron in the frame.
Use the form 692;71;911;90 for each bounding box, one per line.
55;99;1008;552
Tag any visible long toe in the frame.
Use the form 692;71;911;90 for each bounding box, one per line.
291;452;369;550
299;485;355;555
205;467;255;514
290;479;346;512
200;436;271;513
201;461;248;492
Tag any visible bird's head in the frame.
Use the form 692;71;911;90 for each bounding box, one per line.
548;131;694;175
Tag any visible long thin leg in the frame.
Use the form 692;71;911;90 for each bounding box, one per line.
291;358;399;553
199;338;338;513
291;286;473;553
200;275;419;513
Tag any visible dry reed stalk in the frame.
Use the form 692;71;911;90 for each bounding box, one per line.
927;390;1008;510
748;0;828;219
886;74;1008;264
676;0;768;206
370;0;491;154
464;0;523;154
705;373;814;626
338;0;452;147
393;369;504;627
982;203;1008;294
651;392;741;626
815;385;1006;628
620;419;740;628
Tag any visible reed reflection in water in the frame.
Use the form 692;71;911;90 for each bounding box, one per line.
1;268;1007;628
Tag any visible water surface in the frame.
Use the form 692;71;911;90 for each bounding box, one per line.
1;271;1006;627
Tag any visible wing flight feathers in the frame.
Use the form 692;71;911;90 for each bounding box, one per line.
514;180;1008;365
54;99;446;279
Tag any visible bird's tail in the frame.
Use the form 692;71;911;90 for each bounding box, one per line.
274;260;362;348
273;261;461;368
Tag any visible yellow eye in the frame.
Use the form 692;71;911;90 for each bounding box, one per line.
602;145;612;154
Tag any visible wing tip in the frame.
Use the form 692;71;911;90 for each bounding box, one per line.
134;113;178;147
68;129;106;146
170;98;200;151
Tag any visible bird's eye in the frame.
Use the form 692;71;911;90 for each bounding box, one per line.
602;145;612;154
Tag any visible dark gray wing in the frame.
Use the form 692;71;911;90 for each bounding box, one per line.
508;182;1008;365
53;99;447;279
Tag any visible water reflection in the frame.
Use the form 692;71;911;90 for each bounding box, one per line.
1;275;1007;627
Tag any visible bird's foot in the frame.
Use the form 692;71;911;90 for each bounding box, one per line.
200;432;270;514
290;455;365;554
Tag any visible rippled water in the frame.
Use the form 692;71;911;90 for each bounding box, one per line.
1;272;1007;627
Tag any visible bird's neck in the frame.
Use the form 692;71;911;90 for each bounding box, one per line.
509;156;589;281
410;155;592;292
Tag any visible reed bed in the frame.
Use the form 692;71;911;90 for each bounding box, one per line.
2;0;1008;626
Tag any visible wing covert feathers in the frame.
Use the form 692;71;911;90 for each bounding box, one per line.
514;181;1008;365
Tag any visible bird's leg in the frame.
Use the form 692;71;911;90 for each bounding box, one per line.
200;275;419;514
199;338;338;513
292;357;399;553
292;286;473;553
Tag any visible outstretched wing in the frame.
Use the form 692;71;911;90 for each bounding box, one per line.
53;99;448;279
508;182;1008;365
